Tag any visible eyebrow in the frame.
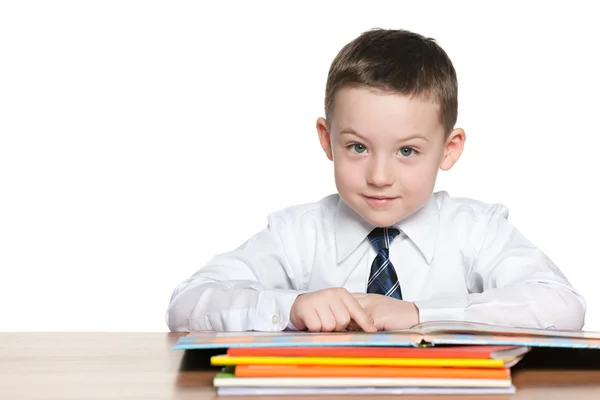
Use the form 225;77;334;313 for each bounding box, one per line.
340;128;367;139
340;128;429;142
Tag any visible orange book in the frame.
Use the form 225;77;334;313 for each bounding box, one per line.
235;364;510;380
227;345;525;360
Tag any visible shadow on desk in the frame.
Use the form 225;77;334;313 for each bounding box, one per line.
179;348;227;371
513;347;600;370
177;346;600;372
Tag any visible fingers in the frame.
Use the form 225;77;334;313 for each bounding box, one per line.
290;314;306;331
290;288;377;333
300;309;322;332
289;297;307;331
329;300;351;332
315;307;337;332
346;320;360;331
342;293;377;332
296;307;344;332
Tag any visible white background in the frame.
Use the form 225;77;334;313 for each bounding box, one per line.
1;1;598;332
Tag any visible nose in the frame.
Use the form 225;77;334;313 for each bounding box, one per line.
366;156;395;187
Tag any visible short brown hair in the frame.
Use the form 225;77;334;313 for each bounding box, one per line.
324;28;458;135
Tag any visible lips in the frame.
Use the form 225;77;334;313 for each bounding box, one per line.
366;196;396;200
364;195;398;207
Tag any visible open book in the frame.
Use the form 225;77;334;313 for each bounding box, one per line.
172;320;600;350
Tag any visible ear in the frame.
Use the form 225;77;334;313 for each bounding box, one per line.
440;128;466;171
316;117;333;161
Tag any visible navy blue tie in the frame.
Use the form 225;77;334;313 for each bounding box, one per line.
367;227;402;300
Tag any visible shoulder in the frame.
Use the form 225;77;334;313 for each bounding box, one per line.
433;191;519;265
434;191;510;225
260;194;340;258
265;193;340;228
433;191;516;251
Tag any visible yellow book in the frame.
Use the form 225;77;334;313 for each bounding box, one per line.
210;355;508;368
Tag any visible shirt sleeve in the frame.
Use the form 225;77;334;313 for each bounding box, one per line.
414;204;587;330
165;213;305;332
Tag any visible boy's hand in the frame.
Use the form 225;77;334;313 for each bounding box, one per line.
350;293;420;331
289;288;377;333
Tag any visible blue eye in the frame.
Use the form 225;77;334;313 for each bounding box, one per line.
350;144;367;154
398;147;415;157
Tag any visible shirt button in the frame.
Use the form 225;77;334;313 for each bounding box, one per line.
272;315;279;324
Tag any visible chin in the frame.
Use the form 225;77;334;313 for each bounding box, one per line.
356;208;406;227
341;195;403;226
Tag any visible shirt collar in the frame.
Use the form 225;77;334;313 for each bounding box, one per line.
334;194;440;264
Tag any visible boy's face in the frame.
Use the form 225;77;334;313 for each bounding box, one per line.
317;86;465;227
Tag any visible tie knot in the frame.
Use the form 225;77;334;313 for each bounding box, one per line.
368;227;400;251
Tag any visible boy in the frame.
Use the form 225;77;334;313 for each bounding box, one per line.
166;28;586;333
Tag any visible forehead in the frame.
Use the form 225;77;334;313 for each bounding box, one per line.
330;86;444;138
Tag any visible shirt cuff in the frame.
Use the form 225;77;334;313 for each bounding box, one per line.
253;289;303;331
413;296;468;324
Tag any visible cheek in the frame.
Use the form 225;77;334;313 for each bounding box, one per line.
334;157;362;188
400;160;439;191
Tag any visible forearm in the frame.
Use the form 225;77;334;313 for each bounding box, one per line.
167;215;307;332
414;282;586;330
166;279;301;332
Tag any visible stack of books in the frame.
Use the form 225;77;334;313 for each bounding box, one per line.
210;345;527;396
172;321;600;396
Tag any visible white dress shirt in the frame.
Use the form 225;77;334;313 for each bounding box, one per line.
166;191;586;332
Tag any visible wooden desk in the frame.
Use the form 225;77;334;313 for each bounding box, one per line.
1;333;600;399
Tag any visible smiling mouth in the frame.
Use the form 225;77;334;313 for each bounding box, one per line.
363;195;399;207
365;196;397;200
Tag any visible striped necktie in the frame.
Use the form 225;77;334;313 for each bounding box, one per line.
366;227;402;299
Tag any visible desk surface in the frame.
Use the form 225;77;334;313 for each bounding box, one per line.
1;333;600;399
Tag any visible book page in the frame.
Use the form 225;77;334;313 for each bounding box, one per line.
401;320;600;339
